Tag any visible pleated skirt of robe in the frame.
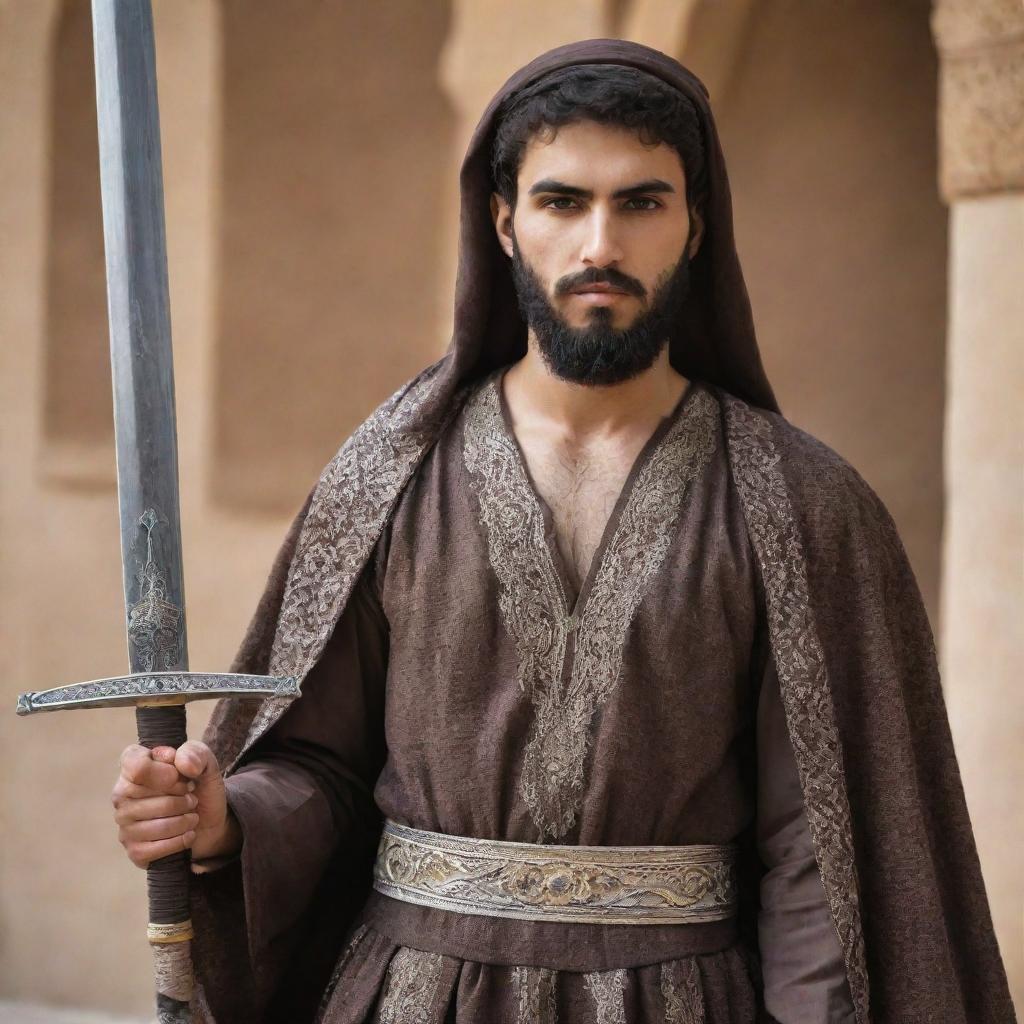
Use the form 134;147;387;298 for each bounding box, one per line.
314;921;761;1024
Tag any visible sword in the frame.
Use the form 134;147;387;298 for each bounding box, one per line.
15;3;299;1021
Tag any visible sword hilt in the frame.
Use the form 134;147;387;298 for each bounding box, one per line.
136;702;193;1023
15;670;300;1022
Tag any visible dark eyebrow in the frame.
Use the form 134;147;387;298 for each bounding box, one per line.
527;178;676;200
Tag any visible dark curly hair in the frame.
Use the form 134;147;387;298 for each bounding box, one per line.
490;64;707;214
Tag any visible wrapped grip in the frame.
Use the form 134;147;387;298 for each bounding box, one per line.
137;704;193;1020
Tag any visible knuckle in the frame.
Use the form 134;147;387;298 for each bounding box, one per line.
119;744;141;767
116;800;138;822
176;741;210;778
120;746;148;772
191;740;217;763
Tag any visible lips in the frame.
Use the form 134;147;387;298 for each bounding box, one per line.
570;284;629;295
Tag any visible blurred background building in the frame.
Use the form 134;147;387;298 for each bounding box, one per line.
1;0;1020;1018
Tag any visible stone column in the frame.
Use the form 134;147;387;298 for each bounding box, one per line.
931;0;1024;1007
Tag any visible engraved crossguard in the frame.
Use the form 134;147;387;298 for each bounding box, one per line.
17;672;300;715
16;668;299;1023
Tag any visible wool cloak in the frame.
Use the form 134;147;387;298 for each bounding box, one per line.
190;39;1015;1024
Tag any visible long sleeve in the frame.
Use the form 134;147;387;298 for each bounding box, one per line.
191;555;389;961
756;654;857;1023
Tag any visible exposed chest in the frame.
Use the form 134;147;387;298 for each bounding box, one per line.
517;433;645;594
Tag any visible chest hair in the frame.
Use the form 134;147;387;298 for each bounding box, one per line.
518;434;644;595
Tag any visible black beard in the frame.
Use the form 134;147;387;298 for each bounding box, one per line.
509;238;692;387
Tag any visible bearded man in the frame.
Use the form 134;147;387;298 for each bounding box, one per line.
109;40;1015;1024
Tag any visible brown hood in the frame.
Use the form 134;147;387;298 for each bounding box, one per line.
430;37;779;421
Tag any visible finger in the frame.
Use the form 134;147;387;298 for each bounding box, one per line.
120;812;199;844
120;750;182;792
173;740;218;783
119;744;150;776
151;746;177;763
113;793;197;825
113;777;195;806
129;831;196;868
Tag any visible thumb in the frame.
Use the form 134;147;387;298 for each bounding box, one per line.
173;740;220;785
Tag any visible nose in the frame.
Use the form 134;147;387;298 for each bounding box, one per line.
579;207;624;268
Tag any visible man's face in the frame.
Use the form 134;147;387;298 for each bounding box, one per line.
492;119;703;385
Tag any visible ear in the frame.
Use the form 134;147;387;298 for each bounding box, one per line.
686;204;706;260
491;192;515;259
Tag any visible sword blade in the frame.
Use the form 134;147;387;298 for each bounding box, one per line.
93;0;187;676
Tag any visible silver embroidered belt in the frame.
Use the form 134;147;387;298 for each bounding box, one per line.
372;819;739;925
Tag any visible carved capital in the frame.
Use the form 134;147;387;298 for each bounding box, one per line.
931;0;1024;200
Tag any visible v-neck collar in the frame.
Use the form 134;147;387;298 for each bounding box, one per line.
493;367;699;618
461;371;718;839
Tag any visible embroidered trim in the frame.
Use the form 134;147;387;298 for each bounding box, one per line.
315;923;369;1023
721;394;869;1024
583;969;627;1024
463;381;718;839
462;379;569;835
660;959;705;1024
377;947;446;1024
373;818;738;924
225;367;443;770
512;966;559;1024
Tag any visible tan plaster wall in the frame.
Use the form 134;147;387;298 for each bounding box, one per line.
706;0;947;623
211;1;455;514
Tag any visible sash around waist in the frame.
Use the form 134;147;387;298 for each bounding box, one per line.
360;820;742;971
373;818;739;925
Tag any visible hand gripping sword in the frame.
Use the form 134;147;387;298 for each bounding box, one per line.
15;3;299;1021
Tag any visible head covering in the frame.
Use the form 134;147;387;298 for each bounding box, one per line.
430;38;779;425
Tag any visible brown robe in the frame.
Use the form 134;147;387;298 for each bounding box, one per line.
193;373;857;1022
189;38;1015;1024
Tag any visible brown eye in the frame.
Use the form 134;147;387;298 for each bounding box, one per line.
543;197;578;210
624;197;661;211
